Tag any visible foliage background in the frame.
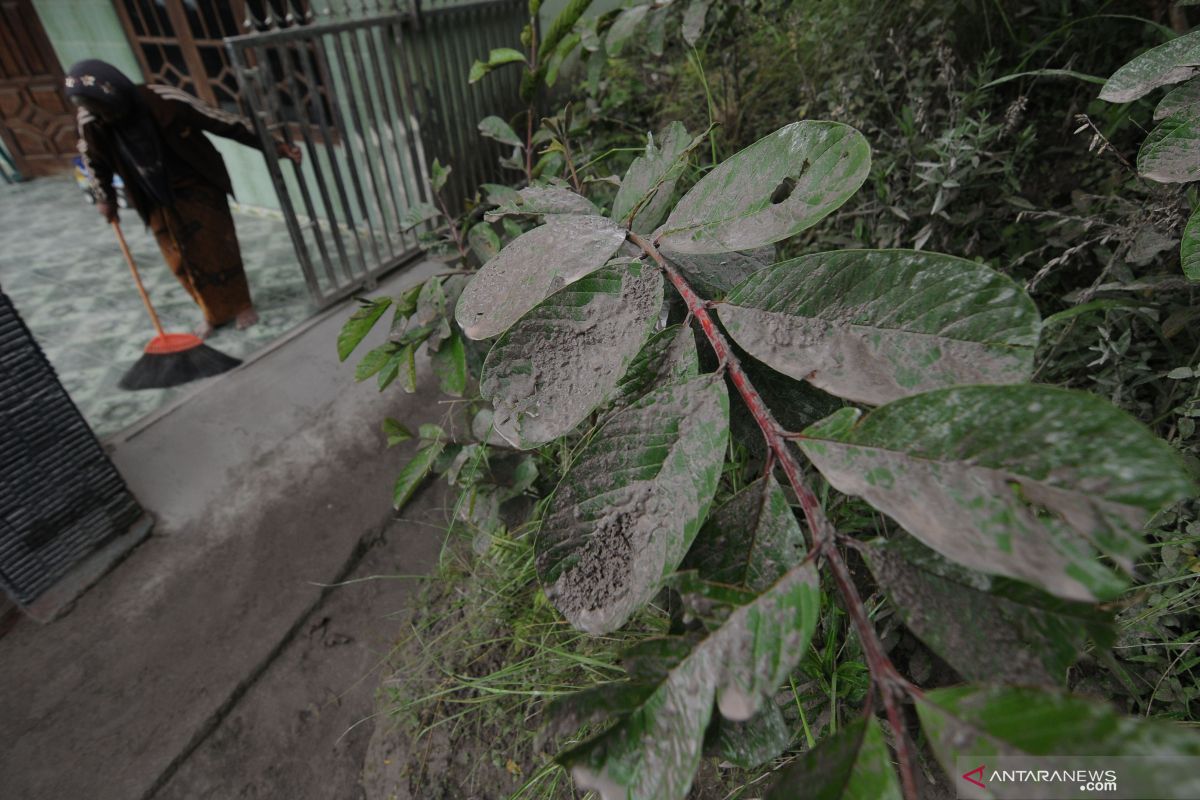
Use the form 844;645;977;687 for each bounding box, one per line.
369;2;1200;797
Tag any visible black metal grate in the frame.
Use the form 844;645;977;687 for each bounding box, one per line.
0;290;143;605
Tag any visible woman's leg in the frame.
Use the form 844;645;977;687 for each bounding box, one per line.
160;179;255;332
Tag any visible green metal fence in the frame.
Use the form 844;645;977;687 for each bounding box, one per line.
226;0;526;307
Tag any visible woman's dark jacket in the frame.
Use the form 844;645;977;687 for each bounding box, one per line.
76;84;265;221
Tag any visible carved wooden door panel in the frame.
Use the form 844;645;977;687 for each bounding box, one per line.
0;0;76;177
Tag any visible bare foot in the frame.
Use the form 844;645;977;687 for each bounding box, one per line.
193;319;215;339
235;308;259;330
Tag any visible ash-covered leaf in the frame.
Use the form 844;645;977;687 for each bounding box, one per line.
536;375;729;634
607;324;699;410
765;716;901;800
684;476;807;592
478;115;523;148
706;701;790;769
1182;205;1200;281
863;537;1114;686
612;122;704;234
1138;107;1200;183
556;565;820;800
606;4;650;56
467;222;502;263
681;0;711;47
719;250;1040;406
1100;29;1200;103
799;385;1195;601
456;215;626;340
658;121;870;255
481;263;664;448
1155;76;1200;120
666;246;774;298
484;184;600;222
917;685;1200;798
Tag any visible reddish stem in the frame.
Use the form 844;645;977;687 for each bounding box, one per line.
627;231;918;800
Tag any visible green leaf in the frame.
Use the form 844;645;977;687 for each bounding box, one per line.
612;122;704;234
393;440;445;511
862;537;1113;686
658;121;870;255
765;716;902;800
1137;106;1200;183
706;702;790;770
1155;76;1200;120
605;4;650;56
431;159;450;192
536;375;729;633
1041;298;1145;327
545;31;582;87
337;297;392;361
1182;205;1200;281
1100;29;1200;103
478;115;522;148
456;215;627;340
377;343;414;391
392;282;424;323
431;329;467;397
355;342;396;381
608;323;699;410
556;564;819;800
481;263;664;448
684;476;807;592
382;418;413;446
916;685;1200;798
799;385;1195;601
718;250;1040;405
468;47;527;84
666;246;773;298
484;184;600;221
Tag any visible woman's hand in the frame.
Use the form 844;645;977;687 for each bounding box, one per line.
97;200;118;223
276;141;302;165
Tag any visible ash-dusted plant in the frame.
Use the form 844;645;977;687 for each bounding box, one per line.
1099;27;1200;281
437;116;1200;799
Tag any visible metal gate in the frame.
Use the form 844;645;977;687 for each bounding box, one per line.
225;0;525;308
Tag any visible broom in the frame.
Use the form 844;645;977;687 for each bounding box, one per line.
111;220;241;390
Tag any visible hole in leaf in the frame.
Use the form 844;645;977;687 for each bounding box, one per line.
770;176;798;205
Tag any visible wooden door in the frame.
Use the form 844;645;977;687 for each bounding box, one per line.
0;0;76;177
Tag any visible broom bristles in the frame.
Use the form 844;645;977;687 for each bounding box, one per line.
119;343;241;390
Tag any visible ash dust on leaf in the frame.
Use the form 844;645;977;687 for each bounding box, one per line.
482;264;663;447
537;376;729;634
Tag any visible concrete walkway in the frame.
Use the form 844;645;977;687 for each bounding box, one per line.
0;260;453;799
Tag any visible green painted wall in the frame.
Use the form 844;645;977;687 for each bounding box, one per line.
31;0;143;80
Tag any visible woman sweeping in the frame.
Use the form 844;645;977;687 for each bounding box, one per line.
66;59;301;338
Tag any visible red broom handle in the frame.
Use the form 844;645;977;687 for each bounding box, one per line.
111;219;167;339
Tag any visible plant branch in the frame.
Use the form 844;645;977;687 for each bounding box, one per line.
434;189;468;262
627;230;919;800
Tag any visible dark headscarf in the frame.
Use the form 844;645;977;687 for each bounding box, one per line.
65;60;173;208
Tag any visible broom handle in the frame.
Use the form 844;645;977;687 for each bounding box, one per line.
111;219;167;339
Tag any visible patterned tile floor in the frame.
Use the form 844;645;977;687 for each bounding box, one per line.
0;177;317;438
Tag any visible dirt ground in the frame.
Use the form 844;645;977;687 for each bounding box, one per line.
153;483;450;800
